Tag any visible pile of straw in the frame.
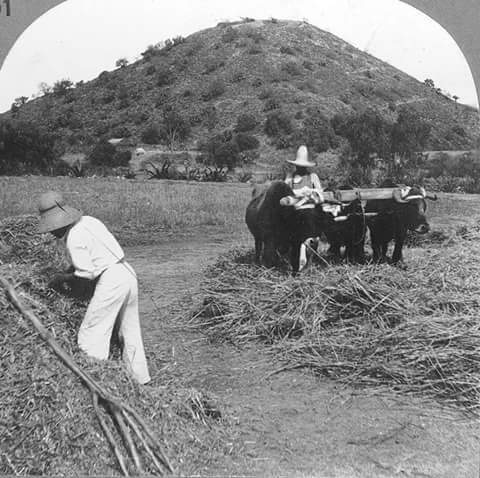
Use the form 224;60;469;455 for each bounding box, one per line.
193;240;480;415
1;216;224;476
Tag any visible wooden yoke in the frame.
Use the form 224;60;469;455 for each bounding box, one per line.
323;188;404;202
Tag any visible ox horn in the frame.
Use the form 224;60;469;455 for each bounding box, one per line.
393;188;409;203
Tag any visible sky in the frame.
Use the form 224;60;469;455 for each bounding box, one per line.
0;0;478;112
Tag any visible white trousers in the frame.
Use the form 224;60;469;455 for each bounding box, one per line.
77;262;151;384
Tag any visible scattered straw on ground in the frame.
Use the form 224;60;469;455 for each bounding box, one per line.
0;215;227;476
191;230;480;416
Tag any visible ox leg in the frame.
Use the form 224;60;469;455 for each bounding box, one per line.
347;241;364;264
355;240;366;263
254;238;262;264
380;243;389;262
263;240;277;268
371;240;382;263
353;221;366;264
391;241;404;264
392;228;406;265
328;243;341;258
290;241;302;276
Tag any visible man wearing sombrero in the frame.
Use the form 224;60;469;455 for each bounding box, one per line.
37;191;151;385
284;145;324;270
284;145;323;206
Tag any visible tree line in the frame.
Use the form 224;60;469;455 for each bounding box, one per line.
0;104;474;188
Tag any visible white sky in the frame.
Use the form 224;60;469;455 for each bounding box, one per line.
0;0;478;112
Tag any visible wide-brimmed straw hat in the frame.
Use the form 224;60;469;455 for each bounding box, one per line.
286;145;316;168
37;191;82;233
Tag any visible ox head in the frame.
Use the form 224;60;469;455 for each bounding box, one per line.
392;186;437;234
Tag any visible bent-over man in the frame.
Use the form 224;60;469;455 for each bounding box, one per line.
38;191;151;385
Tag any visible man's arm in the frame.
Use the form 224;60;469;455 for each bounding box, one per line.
311;173;323;192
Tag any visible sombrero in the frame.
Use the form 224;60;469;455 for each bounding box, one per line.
286;145;316;168
37;191;82;233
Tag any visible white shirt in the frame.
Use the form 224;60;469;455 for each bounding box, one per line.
66;216;124;280
284;173;324;209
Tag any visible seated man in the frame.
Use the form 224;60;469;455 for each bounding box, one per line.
284;145;323;209
284;145;323;270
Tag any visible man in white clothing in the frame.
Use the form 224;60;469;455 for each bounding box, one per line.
38;191;151;385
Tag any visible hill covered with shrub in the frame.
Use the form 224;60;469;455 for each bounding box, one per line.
2;18;479;173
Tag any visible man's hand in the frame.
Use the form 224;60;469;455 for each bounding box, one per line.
48;272;75;291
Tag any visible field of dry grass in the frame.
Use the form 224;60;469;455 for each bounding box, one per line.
0;176;252;242
2;176;480;238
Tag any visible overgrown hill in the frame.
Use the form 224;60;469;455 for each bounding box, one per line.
5;18;479;159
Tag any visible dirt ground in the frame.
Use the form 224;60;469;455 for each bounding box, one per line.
126;228;480;478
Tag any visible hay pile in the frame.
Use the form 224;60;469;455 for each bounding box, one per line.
193;242;480;415
0;216;225;476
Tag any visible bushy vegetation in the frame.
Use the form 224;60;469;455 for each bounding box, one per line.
264;110;293;137
156;66;174;86
141;124;162;144
115;58;129;68
196;129;259;180
52;79;74;96
201;80;226;101
235;113;258;132
0;119;57;175
140;108;190;148
199;130;241;177
281;61;302;77
221;26;239;43
234;132;260;151
87;139;131;167
332;106;432;186
300;107;338;153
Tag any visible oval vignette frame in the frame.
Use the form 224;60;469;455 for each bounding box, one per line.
0;0;479;110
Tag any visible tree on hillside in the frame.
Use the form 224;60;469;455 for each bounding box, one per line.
423;78;435;89
141;43;163;60
0;120;56;175
300;107;338;153
160;108;191;150
10;96;29;115
38;82;52;96
390;107;431;160
87;138;131;168
386;107;431;181
264;110;293;137
235;113;258;132
141;125;162;145
332;108;392;185
115;58;129;68
53;79;74;96
198;130;243;181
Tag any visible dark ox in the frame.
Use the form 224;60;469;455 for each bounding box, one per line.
323;199;366;263
245;181;327;274
365;186;437;264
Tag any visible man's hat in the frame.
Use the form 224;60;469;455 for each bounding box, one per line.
37;191;82;233
286;145;316;168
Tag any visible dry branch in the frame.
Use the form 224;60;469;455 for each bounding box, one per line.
0;276;173;476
